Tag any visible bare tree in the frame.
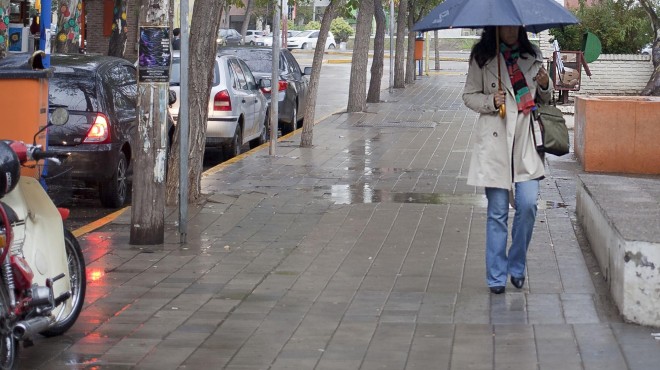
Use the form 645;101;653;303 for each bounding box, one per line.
393;0;407;88
166;0;227;204
367;0;386;103
300;0;341;147
405;6;415;84
347;0;374;112
0;0;8;59
434;30;439;70
640;0;660;96
108;0;129;57
241;0;255;44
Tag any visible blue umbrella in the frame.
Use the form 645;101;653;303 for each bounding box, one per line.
413;0;579;33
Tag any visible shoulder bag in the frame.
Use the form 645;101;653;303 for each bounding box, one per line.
530;103;570;156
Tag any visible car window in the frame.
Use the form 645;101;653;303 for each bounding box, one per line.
238;59;258;90
106;64;136;114
311;31;319;38
49;74;99;112
229;59;248;90
284;51;302;77
170;57;220;86
228;49;284;73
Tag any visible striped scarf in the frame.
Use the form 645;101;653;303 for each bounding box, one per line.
501;42;535;115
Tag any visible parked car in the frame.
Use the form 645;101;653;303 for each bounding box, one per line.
287;30;336;50
244;29;266;45
217;28;243;46
47;54;175;208
168;51;269;157
641;43;652;55
257;31;302;47
218;46;312;134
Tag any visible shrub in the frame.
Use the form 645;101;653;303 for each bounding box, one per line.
304;21;321;30
330;18;354;44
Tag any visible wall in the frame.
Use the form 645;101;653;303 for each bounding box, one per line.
85;0;139;62
575;54;654;96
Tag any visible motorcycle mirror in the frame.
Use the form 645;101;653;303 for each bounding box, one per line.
51;107;69;126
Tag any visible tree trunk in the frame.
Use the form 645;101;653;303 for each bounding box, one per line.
405;8;415;84
347;0;374;112
434;30;439;70
166;0;225;205
54;0;83;53
300;0;340;148
131;0;171;245
639;0;659;96
393;0;407;88
0;0;9;59
240;0;254;44
108;0;129;57
367;0;386;103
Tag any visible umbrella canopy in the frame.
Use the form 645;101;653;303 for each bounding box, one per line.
413;0;579;33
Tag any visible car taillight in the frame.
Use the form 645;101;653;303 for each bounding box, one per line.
278;80;288;92
214;90;232;111
83;113;111;144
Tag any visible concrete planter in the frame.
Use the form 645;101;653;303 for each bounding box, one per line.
574;96;660;175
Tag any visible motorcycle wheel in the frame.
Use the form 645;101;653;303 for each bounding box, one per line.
0;330;17;370
41;229;86;337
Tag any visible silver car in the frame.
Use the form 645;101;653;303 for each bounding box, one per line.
169;52;269;157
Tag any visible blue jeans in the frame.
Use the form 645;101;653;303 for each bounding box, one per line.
485;180;539;287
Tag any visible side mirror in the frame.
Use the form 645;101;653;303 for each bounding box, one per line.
168;90;177;105
50;107;69;126
303;67;312;76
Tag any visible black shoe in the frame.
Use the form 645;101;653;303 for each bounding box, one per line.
489;286;506;294
510;276;525;289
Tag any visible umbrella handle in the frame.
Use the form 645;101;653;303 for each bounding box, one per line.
496;27;506;119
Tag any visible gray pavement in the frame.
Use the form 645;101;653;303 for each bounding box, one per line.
21;73;660;369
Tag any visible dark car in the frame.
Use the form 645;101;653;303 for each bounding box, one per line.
218;46;312;134
217;28;243;46
47;54;172;208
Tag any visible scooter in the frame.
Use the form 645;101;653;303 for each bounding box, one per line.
0;107;86;369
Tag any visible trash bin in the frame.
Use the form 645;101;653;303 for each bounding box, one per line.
414;36;425;60
0;52;52;177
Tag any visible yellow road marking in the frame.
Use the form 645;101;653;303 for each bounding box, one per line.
72;206;129;238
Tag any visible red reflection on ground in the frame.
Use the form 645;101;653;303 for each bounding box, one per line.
87;268;105;283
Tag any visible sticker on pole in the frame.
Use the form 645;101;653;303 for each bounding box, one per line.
138;27;171;83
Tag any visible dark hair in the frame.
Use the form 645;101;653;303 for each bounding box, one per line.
469;26;537;68
173;28;181;37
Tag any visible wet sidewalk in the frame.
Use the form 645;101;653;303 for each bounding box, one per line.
22;74;660;369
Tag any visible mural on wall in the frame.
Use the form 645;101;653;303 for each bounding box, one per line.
55;0;82;53
0;1;10;59
108;0;128;57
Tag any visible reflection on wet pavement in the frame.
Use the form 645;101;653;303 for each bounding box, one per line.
322;184;489;207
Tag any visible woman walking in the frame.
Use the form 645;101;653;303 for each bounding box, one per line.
462;26;552;294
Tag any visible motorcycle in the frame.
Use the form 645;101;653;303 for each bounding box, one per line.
0;107;86;369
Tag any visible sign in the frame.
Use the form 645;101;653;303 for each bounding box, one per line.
138;27;171;83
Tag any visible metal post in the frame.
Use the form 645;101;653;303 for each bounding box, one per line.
178;0;190;243
270;0;281;156
425;32;430;76
389;0;394;93
39;0;51;67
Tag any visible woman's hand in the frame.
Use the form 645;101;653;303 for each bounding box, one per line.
493;90;506;109
535;67;549;89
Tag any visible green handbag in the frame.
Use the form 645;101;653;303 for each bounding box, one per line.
532;103;570;156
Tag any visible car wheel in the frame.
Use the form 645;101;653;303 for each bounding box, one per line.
250;114;268;149
328;43;336;49
225;124;242;158
302;43;309;50
249;41;255;45
99;151;128;208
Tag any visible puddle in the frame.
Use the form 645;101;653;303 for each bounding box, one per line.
319;184;488;206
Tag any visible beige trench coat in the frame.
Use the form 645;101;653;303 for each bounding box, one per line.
463;46;553;190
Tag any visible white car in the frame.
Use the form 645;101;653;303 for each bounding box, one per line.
168;51;269;158
287;30;336;50
244;30;266;45
257;31;302;47
641;43;652;55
